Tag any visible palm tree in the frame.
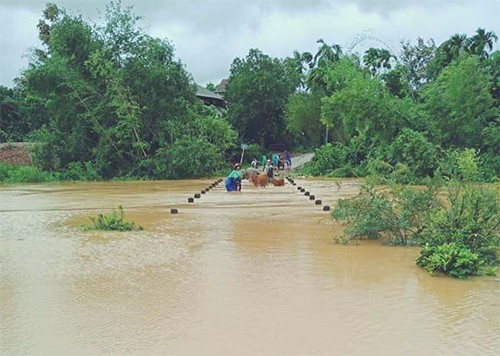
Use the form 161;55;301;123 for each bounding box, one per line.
442;33;468;61
312;39;343;68
306;39;343;93
286;50;314;89
469;28;498;59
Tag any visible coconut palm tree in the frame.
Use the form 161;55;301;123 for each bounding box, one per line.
469;28;498;59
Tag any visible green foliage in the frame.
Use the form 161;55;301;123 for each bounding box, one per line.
419;183;500;265
0;87;27;142
422;55;493;148
60;161;100;181
484;266;497;276
386;128;439;178
285;92;323;148
416;243;480;278
363;47;395;75
21;2;218;179
152;103;237;179
307;143;354;176
399;37;436;90
321;59;404;144
85;205;143;231
332;183;440;245
156;136;223;179
6;9;497;185
0;163;55;183
226;48;298;146
441;148;483;182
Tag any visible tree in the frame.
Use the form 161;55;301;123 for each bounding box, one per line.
469;28;498;60
321;59;406;145
285;92;323;148
225;49;297;147
0;87;25;142
399;37;436;89
307;39;343;94
312;39;342;67
284;50;313;89
21;2;233;178
422;55;494;148
428;29;497;80
363;47;396;75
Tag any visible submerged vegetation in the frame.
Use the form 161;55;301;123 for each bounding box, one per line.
333;154;500;278
84;205;143;231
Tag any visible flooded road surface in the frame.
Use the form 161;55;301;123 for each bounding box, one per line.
1;178;499;355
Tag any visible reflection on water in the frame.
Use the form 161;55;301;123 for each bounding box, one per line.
1;179;499;355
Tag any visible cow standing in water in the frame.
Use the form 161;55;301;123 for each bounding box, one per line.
250;172;268;187
272;178;285;186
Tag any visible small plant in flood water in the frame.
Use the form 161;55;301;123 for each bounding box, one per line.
84;205;143;231
484;266;497;277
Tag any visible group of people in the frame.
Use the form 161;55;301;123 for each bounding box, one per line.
250;151;292;171
226;151;292;192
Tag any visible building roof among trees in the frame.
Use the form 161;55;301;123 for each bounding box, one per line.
195;84;226;108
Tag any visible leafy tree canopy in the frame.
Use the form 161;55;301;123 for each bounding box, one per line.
225;48;297;147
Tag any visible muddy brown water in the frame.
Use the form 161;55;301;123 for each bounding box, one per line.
1;178;498;355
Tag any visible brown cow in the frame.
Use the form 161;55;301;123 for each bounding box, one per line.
272;178;285;186
250;173;268;187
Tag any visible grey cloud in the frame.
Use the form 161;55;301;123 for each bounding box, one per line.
1;0;498;87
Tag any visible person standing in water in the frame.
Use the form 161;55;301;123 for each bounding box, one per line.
264;159;274;185
261;155;267;171
285;150;292;170
225;163;243;191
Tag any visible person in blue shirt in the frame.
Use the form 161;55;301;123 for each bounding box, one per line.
225;163;243;191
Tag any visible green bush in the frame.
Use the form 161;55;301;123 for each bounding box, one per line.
3;165;54;183
387;128;439;178
308;143;353;176
441;148;483;182
416;243;480;278
156;136;223;179
419;183;500;265
85;205;143;231
365;158;393;177
0;163;11;181
332;183;440;245
60;161;101;181
481;152;500;182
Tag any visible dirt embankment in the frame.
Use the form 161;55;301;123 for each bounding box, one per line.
0;143;32;165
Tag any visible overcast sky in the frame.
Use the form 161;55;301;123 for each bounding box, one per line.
1;0;499;88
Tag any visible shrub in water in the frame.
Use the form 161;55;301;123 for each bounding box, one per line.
416;243;480;278
86;205;143;231
332;183;440;245
419;183;500;266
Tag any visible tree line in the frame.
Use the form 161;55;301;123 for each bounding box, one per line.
0;1;498;183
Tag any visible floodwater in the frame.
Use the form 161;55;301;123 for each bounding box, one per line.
0;178;498;355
